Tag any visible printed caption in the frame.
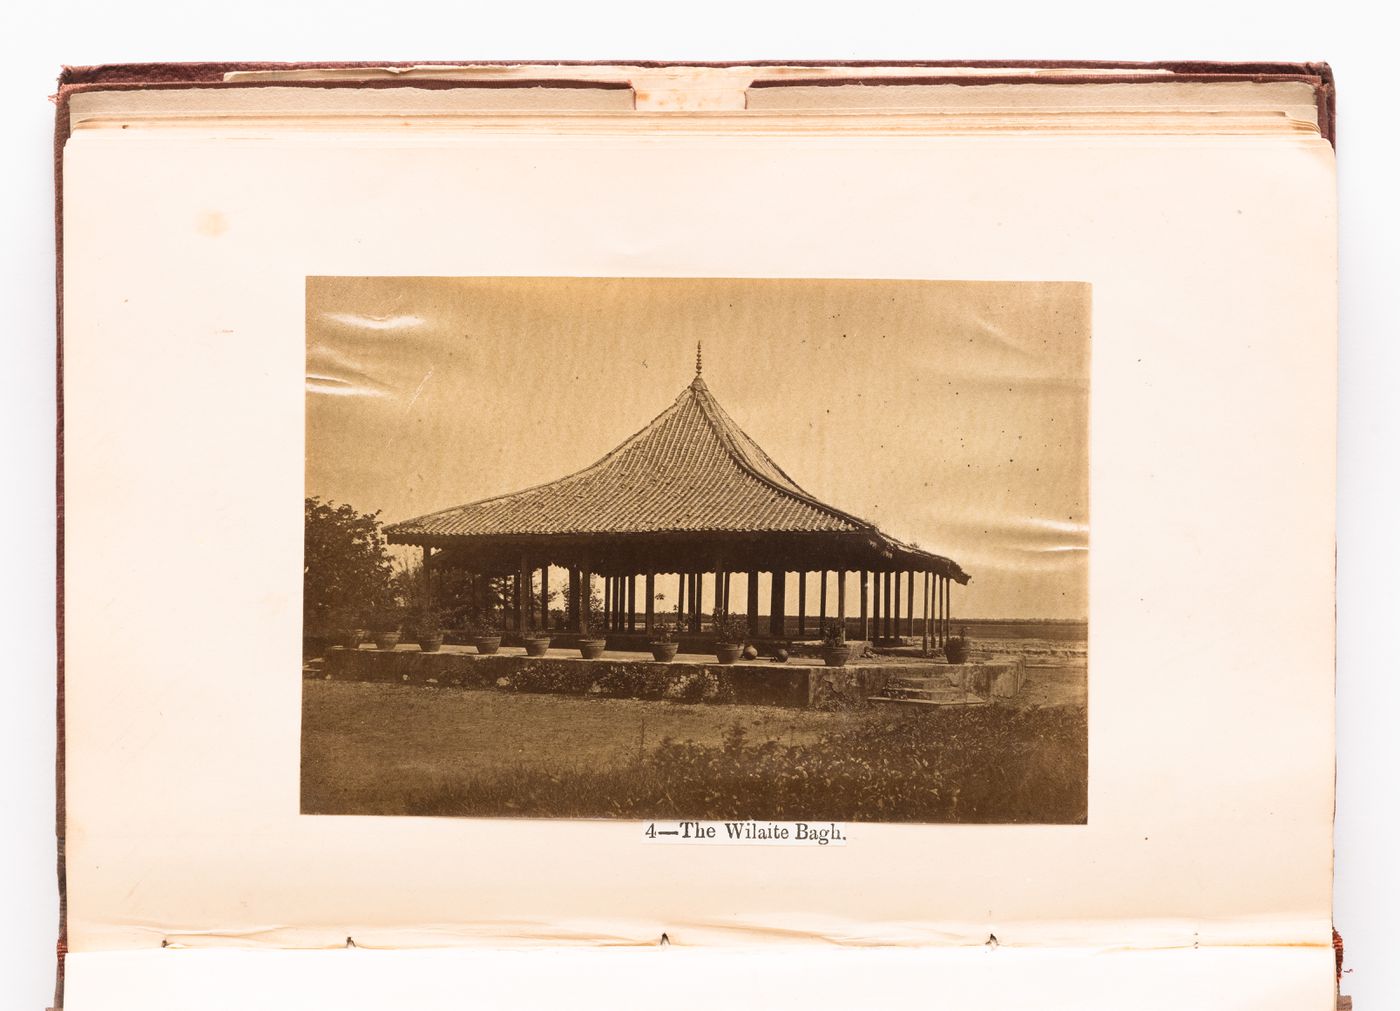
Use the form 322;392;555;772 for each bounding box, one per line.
642;821;847;846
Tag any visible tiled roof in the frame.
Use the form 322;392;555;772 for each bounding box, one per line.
387;375;874;539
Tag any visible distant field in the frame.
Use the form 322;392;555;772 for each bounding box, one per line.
302;679;1087;823
956;620;1088;642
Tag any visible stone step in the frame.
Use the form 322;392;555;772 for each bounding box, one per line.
868;694;984;707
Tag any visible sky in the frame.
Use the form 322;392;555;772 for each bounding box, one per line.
306;277;1089;619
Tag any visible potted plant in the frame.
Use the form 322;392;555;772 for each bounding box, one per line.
417;620;445;654
521;628;552;657
712;612;747;665
468;615;503;655
329;607;364;650
820;621;852;668
648;621;679;663
577;613;607;659
409;601;446;653
370;605;402;651
943;627;970;665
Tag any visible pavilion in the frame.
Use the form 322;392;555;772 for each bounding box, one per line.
385;348;970;648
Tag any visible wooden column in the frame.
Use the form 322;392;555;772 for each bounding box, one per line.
884;572;894;640
540;567;550;631
625;575;634;632
578;567;592;636
819;571;828;633
836;569;847;636
517;557;530;634
747;570;760;636
922;570;931;656
893;571;902;639
872;571;881;641
946;579;953;642
939;575;946;645
859;571;869;640
935;571;946;641
930;575;938;647
676;571;686;628
690;573;702;633
797;572;807;638
769;571;785;637
644;572;655;633
906;571;914;637
568;568;580;631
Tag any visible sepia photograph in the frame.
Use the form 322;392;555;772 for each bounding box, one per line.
301;276;1089;823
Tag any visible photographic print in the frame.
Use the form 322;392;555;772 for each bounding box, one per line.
301;277;1089;823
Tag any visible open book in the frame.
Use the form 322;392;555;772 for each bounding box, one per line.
56;61;1339;1009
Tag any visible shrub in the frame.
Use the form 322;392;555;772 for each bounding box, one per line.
388;704;1088;824
713;612;748;645
677;672;710;703
466;614;502;637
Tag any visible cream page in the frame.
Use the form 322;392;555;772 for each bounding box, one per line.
58;80;1336;1008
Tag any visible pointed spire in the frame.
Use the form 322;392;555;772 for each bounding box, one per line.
696;341;703;377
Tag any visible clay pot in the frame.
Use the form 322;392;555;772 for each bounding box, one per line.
650;642;679;663
373;632;401;651
418;631;444;654
473;635;502;655
523;635;552;657
820;645;852;668
715;644;744;665
578;638;607;660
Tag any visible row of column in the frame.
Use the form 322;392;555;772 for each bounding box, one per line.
448;552;955;647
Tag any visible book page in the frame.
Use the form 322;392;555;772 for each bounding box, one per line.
58;77;1336;1007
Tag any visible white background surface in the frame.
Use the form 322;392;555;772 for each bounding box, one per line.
1;2;1394;1009
60;115;1338;952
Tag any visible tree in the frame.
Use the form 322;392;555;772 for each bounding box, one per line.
304;497;394;633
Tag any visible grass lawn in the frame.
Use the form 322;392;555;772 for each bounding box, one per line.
302;680;1087;823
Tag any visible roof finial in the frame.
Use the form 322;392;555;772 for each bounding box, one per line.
696;341;703;377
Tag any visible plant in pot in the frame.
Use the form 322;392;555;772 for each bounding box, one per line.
520;625;552;657
329;606;365;650
467;614;503;655
648;620;679;663
820;621;852;668
411;603;446;653
713;612;747;665
577;614;607;660
943;626;971;665
370;607;403;651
